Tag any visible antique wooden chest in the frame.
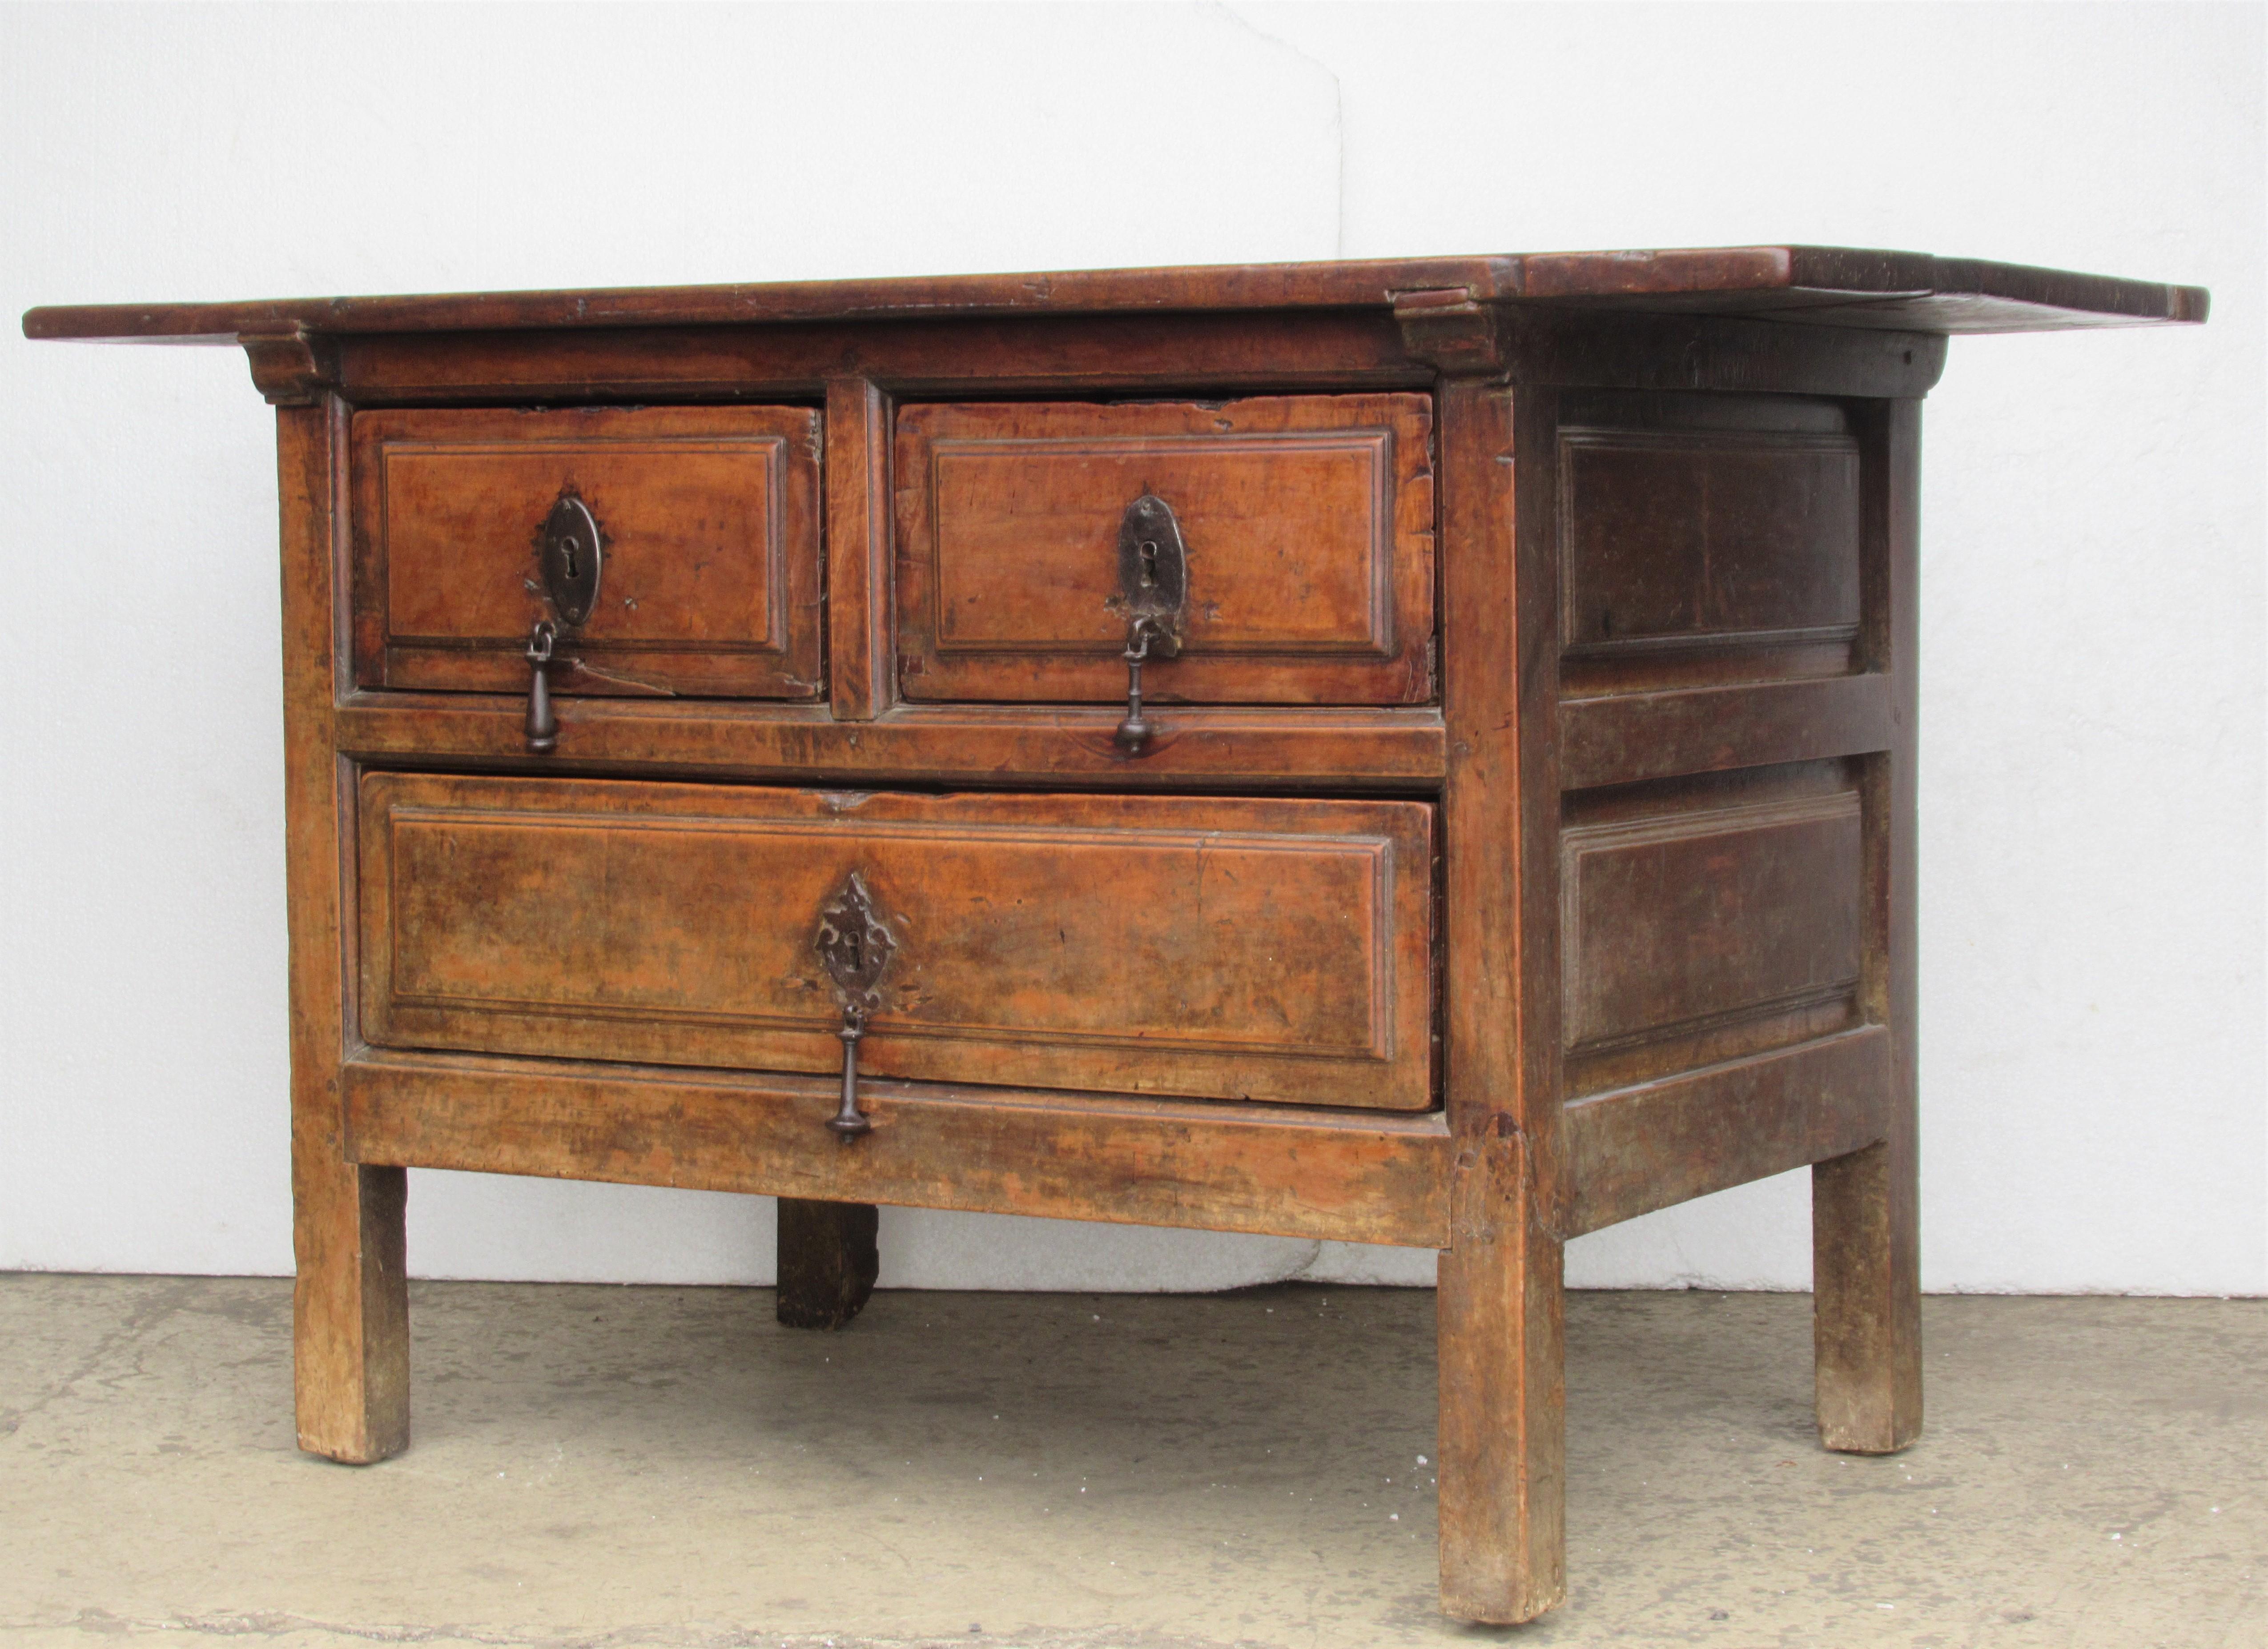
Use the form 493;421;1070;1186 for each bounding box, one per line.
25;248;2206;1620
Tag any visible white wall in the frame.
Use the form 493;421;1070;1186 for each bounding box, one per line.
2;3;2258;1297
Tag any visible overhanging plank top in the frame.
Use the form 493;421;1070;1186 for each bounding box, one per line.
23;247;2207;343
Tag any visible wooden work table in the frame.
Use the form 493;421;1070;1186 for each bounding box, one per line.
26;247;2207;1622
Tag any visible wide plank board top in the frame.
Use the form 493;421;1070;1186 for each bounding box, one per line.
24;247;2206;342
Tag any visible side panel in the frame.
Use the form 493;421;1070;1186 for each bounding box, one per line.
1554;388;1886;1136
1557;393;1862;697
1561;770;1866;1097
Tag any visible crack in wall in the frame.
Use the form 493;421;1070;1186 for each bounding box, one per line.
1217;4;1346;258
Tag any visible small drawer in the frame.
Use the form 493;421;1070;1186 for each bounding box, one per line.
894;394;1435;704
358;773;1436;1112
351;406;822;698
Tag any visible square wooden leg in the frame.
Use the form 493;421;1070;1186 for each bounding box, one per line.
291;1157;409;1463
276;399;408;1467
776;1197;879;1329
1436;1138;1567;1622
1812;1135;1922;1452
1815;400;1923;1457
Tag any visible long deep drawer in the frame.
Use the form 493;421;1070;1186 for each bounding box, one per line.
357;774;1437;1111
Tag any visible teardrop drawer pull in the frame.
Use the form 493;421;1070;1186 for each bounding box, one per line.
523;621;559;754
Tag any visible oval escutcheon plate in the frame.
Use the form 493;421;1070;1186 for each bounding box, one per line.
537;489;604;628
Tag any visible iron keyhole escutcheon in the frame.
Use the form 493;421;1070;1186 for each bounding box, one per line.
813;872;898;1140
524;489;605;754
538;489;604;628
1114;495;1188;754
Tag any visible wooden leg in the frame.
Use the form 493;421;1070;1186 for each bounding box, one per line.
776;1198;879;1329
291;1157;409;1463
1815;400;1923;1456
277;399;409;1467
1813;1135;1922;1452
1436;1137;1567;1622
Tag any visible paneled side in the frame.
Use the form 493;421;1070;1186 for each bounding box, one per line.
351;406;823;699
895;395;1435;705
1557;393;1860;698
1560;773;1863;1096
359;774;1435;1112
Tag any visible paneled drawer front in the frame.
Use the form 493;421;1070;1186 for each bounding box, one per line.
895;395;1435;704
358;774;1436;1112
352;406;822;698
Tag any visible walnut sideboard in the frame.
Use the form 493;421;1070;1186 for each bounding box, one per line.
26;249;2207;1621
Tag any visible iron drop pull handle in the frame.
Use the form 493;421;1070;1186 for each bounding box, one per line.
813;872;897;1142
831;1004;871;1140
524;621;559;754
1113;494;1188;754
1118;618;1163;753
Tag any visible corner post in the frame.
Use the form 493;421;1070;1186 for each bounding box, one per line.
1813;397;1924;1452
1413;288;1568;1622
277;389;410;1463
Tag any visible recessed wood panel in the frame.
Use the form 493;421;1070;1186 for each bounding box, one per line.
895;395;1435;704
1561;789;1862;1059
359;774;1435;1111
352;406;822;698
1557;405;1861;688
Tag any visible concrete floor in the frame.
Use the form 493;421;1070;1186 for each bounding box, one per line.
0;1277;2259;1649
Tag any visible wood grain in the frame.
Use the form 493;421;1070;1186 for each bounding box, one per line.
351;406;822;699
895;396;1435;705
342;1048;1455;1249
824;378;895;720
279;397;409;1465
358;774;1437;1111
312;311;1942;407
1560;788;1863;1055
333;696;1448;790
1559;675;1892;790
23;246;2206;342
1566;1027;1890;1235
328;313;1431;405
1813;399;1924;1456
1507;309;1945;400
1434;381;1567;1623
1558;431;1860;651
24;249;2197;1625
775;1199;879;1330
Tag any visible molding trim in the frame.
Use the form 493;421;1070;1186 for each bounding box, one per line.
1392;287;1508;377
240;324;337;405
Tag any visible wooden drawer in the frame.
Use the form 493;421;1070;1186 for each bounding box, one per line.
894;394;1435;704
358;773;1436;1111
351;406;822;698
